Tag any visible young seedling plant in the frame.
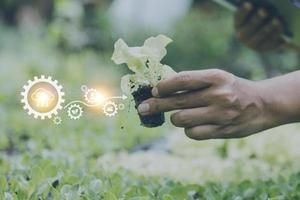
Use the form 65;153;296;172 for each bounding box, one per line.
112;35;176;127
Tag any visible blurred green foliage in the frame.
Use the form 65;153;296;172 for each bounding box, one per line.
2;153;300;199
0;0;300;199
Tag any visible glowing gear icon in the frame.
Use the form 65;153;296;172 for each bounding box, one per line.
82;86;105;105
84;88;99;104
67;104;83;120
21;75;65;120
103;101;118;117
53;116;62;125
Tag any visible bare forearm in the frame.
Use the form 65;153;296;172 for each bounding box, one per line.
257;70;300;126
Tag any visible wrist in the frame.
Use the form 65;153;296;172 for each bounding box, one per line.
255;78;300;128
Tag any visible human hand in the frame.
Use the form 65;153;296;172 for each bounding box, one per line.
234;1;286;52
137;69;276;140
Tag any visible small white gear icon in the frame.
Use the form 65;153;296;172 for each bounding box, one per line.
67;104;83;120
21;75;65;120
84;88;102;104
53;116;62;125
103;101;118;117
118;103;125;110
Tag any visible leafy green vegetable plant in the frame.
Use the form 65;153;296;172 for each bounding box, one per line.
111;34;176;95
111;35;176;127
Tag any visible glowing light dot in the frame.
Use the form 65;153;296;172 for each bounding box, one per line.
94;92;105;104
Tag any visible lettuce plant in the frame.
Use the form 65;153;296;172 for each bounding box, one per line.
111;34;176;95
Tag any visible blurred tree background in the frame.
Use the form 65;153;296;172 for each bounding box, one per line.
1;0;300;199
1;0;299;77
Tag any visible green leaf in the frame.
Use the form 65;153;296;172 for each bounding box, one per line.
102;191;118;200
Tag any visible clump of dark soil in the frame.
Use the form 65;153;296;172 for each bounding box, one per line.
132;85;165;128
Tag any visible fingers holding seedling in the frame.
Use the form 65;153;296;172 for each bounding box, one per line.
152;69;233;97
152;71;210;97
138;69;235;115
139;69;272;140
138;90;210;115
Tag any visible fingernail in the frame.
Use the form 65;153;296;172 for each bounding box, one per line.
138;103;150;114
152;87;159;97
